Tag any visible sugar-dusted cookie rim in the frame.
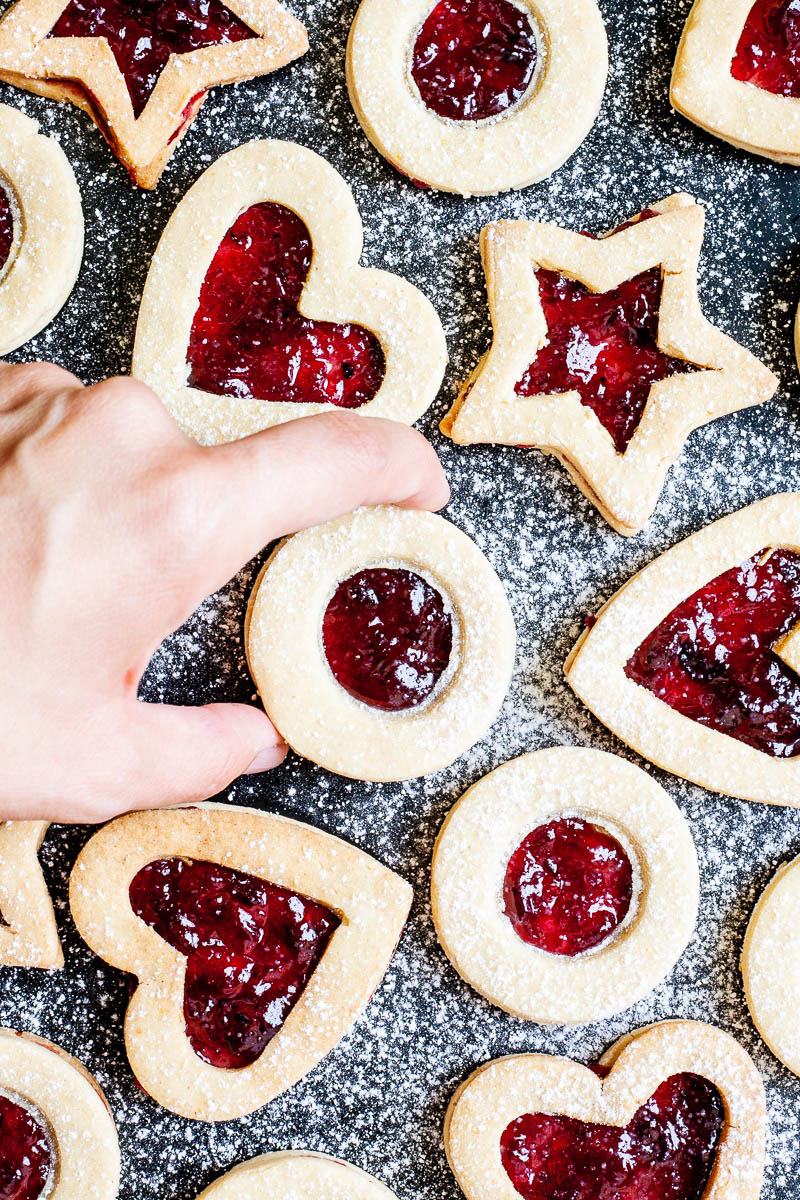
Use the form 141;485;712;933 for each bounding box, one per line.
0;821;62;969
346;0;607;195
195;1150;398;1199
431;747;699;1024
442;193;778;535
132;139;447;442
671;0;800;165
0;103;83;354
69;802;412;1122
743;853;800;1076
444;1020;765;1200
565;492;800;805
0;0;307;187
245;504;516;782
0;1027;119;1200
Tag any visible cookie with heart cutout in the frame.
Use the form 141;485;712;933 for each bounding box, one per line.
742;852;800;1077
0;103;83;355
245;504;516;782
195;1151;398;1200
445;1020;765;1200
132;139;447;444
0;821;62;969
441;194;778;536
0;1027;119;1199
68;802;412;1122
0;0;307;188
671;0;800;165
346;0;607;195
565;493;800;805
430;747;699;1025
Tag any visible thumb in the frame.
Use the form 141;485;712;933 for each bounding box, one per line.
119;701;287;812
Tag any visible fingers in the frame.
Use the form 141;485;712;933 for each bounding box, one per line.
0;361;83;417
108;701;288;817
190;411;451;593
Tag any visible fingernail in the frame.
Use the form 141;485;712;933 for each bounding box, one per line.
245;742;288;775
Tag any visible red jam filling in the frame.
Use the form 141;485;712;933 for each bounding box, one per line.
625;547;800;759
410;0;538;122
503;817;633;955
321;567;453;712
501;1071;724;1200
48;0;255;117
732;0;800;98
187;202;386;407
0;1096;52;1200
0;185;13;275
129;857;339;1069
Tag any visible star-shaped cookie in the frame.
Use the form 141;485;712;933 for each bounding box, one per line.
0;0;308;187
441;193;778;536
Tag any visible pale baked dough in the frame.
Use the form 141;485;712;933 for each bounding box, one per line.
565;493;800;806
132;139;447;442
69;802;413;1122
0;104;82;355
0;1027;119;1200
195;1151;398;1200
246;505;516;782
0;821;62;968
0;0;307;187
444;1020;765;1200
671;0;800;165
346;0;607;195
430;747;699;1024
742;854;800;1077
442;194;778;535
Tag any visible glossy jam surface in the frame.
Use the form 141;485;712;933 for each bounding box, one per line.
49;0;255;116
732;0;800;97
411;0;538;122
515;264;695;454
0;1096;51;1200
626;548;800;759
503;817;633;955
187;202;385;407
129;857;339;1068
0;185;13;275
321;567;453;711
501;1072;724;1200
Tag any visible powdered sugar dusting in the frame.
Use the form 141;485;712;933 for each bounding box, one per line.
0;0;799;1194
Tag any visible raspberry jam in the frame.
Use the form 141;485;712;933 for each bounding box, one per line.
501;1071;724;1200
49;0;255;117
0;1095;52;1200
129;858;339;1069
731;0;800;98
0;185;13;275
503;817;633;955
321;567;453;711
410;0;538;122
515;265;696;454
625;548;800;759
187;202;386;407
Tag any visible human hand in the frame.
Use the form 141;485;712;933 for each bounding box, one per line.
0;363;449;822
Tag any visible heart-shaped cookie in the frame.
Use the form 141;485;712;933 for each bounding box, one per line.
0;104;83;355
0;1027;119;1200
347;0;607;194
195;1151;398;1200
431;748;699;1024
565;493;800;804
445;1021;764;1200
132;139;447;444
0;821;62;968
69;802;412;1121
672;0;800;164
